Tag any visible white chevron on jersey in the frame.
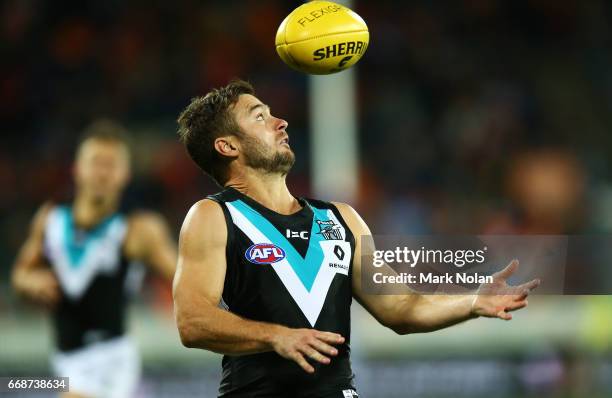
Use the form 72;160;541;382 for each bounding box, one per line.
44;206;127;300
226;202;351;326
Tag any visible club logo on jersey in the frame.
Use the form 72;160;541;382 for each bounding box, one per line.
245;243;286;264
316;219;343;240
342;389;359;398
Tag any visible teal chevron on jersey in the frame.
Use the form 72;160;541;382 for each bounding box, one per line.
229;199;327;291
60;206;120;269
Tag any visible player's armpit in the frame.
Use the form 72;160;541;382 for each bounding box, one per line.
125;211;177;281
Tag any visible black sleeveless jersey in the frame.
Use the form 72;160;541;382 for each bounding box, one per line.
42;205;141;352
209;188;356;397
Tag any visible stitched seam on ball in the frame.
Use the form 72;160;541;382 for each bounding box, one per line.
281;44;301;69
285;29;368;45
284;14;290;46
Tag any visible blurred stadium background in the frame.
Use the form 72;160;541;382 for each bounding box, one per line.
2;0;612;397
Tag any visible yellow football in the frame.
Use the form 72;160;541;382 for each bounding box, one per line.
275;1;369;75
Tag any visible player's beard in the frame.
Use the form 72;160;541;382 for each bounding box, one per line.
83;185;118;208
240;134;295;175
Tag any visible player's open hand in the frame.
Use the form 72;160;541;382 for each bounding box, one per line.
270;327;345;373
471;260;540;320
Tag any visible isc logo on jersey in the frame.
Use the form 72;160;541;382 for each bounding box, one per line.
245;243;286;264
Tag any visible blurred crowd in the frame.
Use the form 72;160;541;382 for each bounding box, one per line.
2;0;612;272
356;0;612;236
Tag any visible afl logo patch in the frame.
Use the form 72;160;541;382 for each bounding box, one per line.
245;243;286;264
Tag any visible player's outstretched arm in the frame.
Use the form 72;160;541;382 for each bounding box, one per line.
173;199;345;373
125;211;178;281
334;202;540;335
11;203;60;308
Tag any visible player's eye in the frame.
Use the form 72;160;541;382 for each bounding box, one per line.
256;113;264;121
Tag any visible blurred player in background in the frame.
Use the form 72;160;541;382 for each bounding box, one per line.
11;120;177;398
173;80;540;398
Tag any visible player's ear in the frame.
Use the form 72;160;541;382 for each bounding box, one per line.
214;136;239;157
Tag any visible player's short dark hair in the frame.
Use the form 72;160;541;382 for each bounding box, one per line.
77;119;130;156
177;79;255;186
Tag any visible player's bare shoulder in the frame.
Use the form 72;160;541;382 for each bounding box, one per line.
126;209;163;239
127;210;166;233
32;201;56;234
16;200;56;256
179;199;227;248
331;201;370;236
330;201;357;218
124;210;171;259
330;201;353;215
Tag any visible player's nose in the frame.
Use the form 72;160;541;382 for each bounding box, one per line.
275;117;288;132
